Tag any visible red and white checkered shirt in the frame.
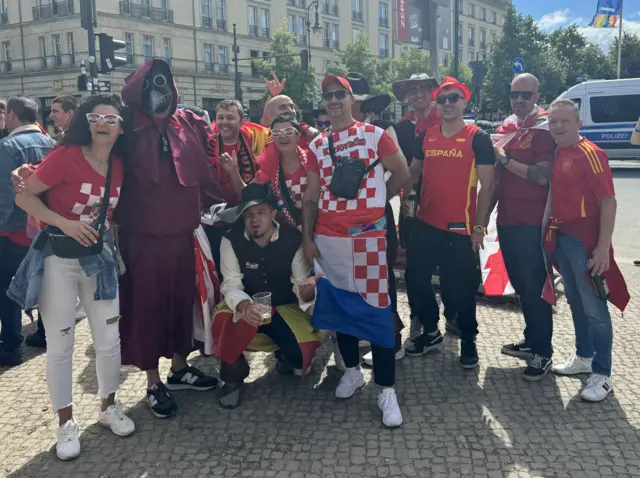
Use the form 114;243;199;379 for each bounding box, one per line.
307;121;397;227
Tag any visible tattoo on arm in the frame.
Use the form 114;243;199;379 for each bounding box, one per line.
526;163;552;183
302;199;318;240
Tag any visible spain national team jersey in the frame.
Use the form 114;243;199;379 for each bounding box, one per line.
551;137;615;227
413;124;495;235
307;121;398;232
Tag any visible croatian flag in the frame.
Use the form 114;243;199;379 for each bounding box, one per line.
312;229;394;348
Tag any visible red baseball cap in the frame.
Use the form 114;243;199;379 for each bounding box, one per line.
432;75;471;101
321;75;353;93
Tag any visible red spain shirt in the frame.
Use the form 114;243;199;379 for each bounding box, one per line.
414;124;495;235
551;138;615;234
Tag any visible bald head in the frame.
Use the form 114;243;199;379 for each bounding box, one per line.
510;73;541;120
265;95;295;122
512;73;539;92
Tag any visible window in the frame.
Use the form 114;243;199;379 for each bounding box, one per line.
352;0;363;22
352;28;362;42
324;59;331;73
52;34;61;62
323;22;330;48
143;35;154;60
379;2;389;27
2;41;11;65
248;6;257;36
467;51;474;64
66;32;75;63
161;0;168;9
458;22;463;44
490;11;497;24
218;45;228;74
480;29;486;49
467;3;474;17
331;23;339;49
379;33;388;56
125;33;134;64
260;8;269;37
250;49;259;77
201;0;212;27
323;0;338;15
480;7;486;21
491;31;497;44
39;36;47;61
298;17;306;44
216;0;225;29
204;43;214;72
468;25;475;47
590;95;640;124
457;0;462;11
288;14;296;35
163;38;171;63
570;98;582;111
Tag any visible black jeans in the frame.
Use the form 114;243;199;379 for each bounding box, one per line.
406;220;480;342
0;237;29;351
386;203;398;315
220;311;303;383
498;225;553;358
337;332;395;386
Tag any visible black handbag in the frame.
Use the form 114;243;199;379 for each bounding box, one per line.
40;156;113;259
327;133;379;200
277;165;302;226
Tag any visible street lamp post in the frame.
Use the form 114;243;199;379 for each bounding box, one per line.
306;1;322;62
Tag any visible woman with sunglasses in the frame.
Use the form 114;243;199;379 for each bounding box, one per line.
10;94;135;461
254;116;309;229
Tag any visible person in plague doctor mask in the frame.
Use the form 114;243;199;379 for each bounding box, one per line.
114;59;221;419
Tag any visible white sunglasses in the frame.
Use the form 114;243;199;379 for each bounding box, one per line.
86;113;123;125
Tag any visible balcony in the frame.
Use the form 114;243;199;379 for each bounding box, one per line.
217;19;226;30
352;10;363;22
126;54;134;65
468;39;475;47
0;60;12;73
249;25;258;37
119;2;174;23
379;17;389;28
1;10;7;25
33;1;74;21
298;35;307;46
261;27;270;38
379;48;388;57
202;16;212;28
323;38;330;48
332;40;339;49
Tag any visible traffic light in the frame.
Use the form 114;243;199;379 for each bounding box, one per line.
300;49;309;70
98;33;127;74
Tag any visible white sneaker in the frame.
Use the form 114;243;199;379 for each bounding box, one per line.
56;419;81;461
378;388;403;428
98;404;136;437
552;355;593;376
75;301;86;321
335;367;366;399
408;318;422;342
358;340;371;348
581;374;613;402
362;348;405;367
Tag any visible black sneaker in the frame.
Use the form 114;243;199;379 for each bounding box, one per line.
25;331;47;348
166;365;218;391
0;347;22;366
147;382;178;418
275;353;294;375
501;339;533;360
460;340;479;369
523;355;552;381
219;381;244;409
445;318;460;336
405;331;444;357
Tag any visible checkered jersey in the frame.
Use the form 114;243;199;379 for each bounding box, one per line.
285;175;307;210
71;183;121;230
308;122;387;214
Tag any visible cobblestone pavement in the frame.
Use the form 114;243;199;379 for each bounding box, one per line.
1;265;640;478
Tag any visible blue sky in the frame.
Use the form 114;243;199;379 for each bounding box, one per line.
512;0;640;50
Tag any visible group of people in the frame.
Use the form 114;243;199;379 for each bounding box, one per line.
0;58;629;462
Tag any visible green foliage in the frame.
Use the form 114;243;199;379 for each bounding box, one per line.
251;23;319;107
609;32;640;78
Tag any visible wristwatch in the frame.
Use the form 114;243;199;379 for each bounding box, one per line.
473;225;487;235
498;155;510;166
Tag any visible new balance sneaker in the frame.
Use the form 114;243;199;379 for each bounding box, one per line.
166;365;218;391
552;355;593;376
522;355;552;381
581;374;612;402
460;340;479;369
501;339;533;360
56;419;80;461
378;388;403;428
405;330;444;357
408;318;422;342
147;382;178;418
98;404;135;437
335;367;366;399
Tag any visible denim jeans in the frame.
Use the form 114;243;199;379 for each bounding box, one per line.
498;225;553;358
0;237;29;351
555;233;612;376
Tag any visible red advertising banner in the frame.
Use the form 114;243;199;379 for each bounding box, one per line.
397;0;409;42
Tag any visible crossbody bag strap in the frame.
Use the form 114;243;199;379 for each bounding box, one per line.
277;165;302;226
329;131;380;172
95;156;114;238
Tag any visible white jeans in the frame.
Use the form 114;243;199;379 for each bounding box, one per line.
39;255;121;412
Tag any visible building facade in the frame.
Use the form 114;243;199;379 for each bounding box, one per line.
0;0;414;126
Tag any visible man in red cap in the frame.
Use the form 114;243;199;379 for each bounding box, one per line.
303;75;409;427
403;76;496;368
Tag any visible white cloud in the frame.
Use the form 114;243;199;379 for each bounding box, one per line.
538;9;576;31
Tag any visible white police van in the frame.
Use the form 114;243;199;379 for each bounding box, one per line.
556;78;640;160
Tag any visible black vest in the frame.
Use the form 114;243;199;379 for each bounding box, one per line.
393;119;417;166
227;222;301;307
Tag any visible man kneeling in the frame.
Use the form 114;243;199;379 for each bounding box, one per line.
213;183;322;408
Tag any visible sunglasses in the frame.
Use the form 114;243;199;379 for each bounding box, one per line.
321;91;349;101
407;85;432;96
271;127;298;138
316;120;331;127
86;113;123;125
509;91;535;100
436;93;463;105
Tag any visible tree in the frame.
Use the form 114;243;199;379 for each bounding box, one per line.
391;47;432;82
609;32;640;78
440;63;472;89
251;24;319;107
